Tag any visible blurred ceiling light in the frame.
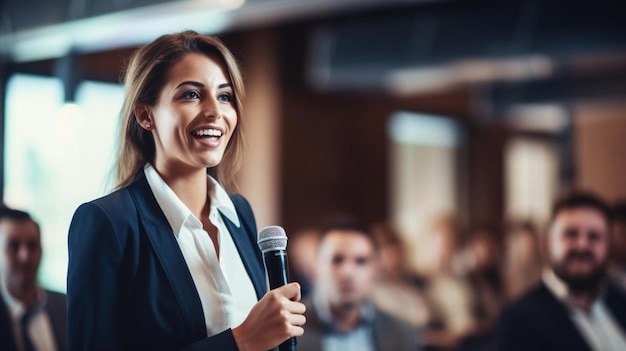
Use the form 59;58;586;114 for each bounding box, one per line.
388;111;460;147
386;67;455;95
506;104;569;133
1;0;244;62
386;56;554;96
453;56;554;83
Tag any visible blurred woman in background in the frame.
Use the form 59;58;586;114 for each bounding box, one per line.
502;222;542;301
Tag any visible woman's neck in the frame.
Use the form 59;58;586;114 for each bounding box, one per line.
154;164;210;218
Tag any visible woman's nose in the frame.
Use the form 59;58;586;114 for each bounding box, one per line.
202;97;221;119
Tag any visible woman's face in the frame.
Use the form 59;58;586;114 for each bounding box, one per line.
143;53;237;173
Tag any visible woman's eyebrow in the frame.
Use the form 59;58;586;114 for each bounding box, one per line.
175;81;232;89
175;80;204;89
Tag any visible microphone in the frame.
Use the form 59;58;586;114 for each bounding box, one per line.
258;226;297;351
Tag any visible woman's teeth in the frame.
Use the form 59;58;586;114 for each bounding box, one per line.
193;129;222;137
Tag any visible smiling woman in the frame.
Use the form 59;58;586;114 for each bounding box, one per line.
66;31;306;351
135;53;238;184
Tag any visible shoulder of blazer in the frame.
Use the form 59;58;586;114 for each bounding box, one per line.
79;183;138;230
45;289;67;312
496;283;554;337
44;290;67;351
501;282;556;315
81;171;160;234
90;174;147;220
373;307;418;351
68;171;159;269
496;282;593;351
373;307;415;334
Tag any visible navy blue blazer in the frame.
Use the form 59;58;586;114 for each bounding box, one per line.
495;282;626;351
67;171;267;351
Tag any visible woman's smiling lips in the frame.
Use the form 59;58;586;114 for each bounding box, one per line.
191;126;224;147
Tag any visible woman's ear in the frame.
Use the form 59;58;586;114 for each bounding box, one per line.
134;104;152;130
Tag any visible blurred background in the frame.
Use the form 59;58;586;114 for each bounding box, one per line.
1;0;625;333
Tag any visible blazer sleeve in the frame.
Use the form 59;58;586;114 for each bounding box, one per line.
67;202;125;351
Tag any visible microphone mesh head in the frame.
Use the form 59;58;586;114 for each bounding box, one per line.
258;226;288;253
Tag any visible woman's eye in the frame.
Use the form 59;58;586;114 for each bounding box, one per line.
218;92;233;102
181;90;200;99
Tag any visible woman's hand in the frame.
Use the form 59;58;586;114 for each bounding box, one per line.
232;282;306;351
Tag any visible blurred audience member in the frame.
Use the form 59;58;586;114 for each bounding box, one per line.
416;215;473;351
501;222;542;301
496;191;626;351
610;201;626;291
463;226;504;329
0;208;67;351
456;225;504;351
299;216;419;351
289;227;321;298
369;221;429;328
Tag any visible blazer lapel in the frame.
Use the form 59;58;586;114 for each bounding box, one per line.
220;197;266;300
128;172;206;337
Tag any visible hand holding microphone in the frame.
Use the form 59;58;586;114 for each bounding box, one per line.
232;226;305;351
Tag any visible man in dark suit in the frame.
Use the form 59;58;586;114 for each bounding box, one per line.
298;216;419;351
0;208;67;351
496;191;626;351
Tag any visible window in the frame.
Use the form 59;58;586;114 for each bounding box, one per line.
3;74;123;292
387;111;461;272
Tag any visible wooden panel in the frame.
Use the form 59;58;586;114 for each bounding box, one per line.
575;102;626;202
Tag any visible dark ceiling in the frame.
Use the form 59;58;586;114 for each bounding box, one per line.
2;0;626;101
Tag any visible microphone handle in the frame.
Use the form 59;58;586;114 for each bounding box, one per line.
263;250;298;351
278;338;297;351
264;250;290;290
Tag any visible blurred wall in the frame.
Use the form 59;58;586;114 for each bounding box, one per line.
231;29;283;229
575;102;626;202
275;22;472;233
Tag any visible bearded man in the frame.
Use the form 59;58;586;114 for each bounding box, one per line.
496;191;626;351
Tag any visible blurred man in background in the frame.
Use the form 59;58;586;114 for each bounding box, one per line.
501;222;542;302
288;227;321;299
0;208;66;351
299;216;419;351
496;192;626;351
369;221;429;330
